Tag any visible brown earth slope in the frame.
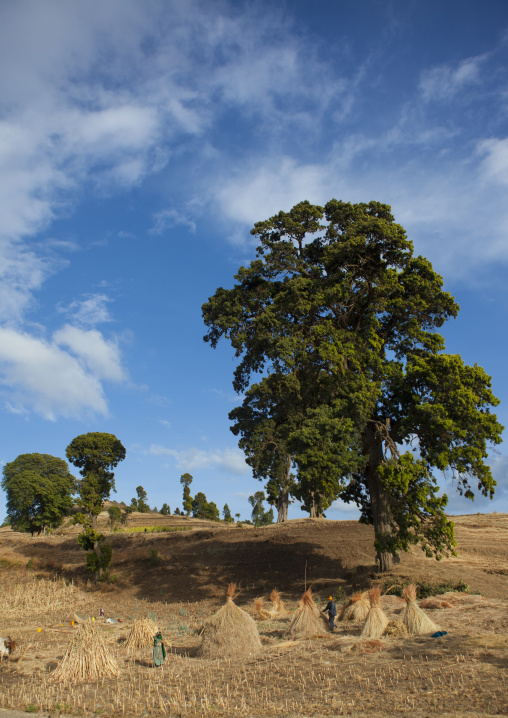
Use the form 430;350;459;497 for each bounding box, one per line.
0;514;506;718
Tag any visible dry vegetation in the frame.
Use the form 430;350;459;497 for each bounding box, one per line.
0;512;507;717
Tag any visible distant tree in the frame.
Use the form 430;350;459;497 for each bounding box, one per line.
190;492;219;520
160;503;171;515
108;505;122;529
174;507;181;515
121;505;134;525
248;490;273;527
222;503;234;522
180;473;193;516
135;485;150;513
2;454;75;535
66;432;126;581
130;497;138;510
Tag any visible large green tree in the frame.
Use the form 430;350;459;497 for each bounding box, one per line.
203;199;503;571
66;432;126;579
2;454;75;535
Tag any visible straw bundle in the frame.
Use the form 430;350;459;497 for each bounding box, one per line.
270;588;286;615
339;591;371;623
125;618;159;649
50;621;118;682
285;589;328;638
198;583;262;659
419;597;453;609
403;585;439;635
360;587;389;638
383;620;409;638
254;597;272;620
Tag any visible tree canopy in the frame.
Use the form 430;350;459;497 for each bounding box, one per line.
203;199;503;570
1;453;75;535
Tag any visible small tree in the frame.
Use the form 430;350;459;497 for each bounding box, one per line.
180;473;193;516
66;432;126;581
248;490;273;527
121;505;134;525
108;505;122;529
222;503;234;522
174;507;181;515
135;485;150;513
160;503;171;515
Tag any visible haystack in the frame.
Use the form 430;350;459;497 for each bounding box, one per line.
285;589;328;638
383;619;409;638
339;591;370;623
403;584;439;635
51;620;118;682
254;597;272;620
270;588;286;615
197;583;262;659
360;587;389;638
125;617;159;649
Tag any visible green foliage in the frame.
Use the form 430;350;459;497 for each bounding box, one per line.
180;473;193;516
66;432;125;580
174;507;181;515
382;577;472;599
191;492;221;520
108;506;122;528
121;506;133;525
66;433;126;518
1;453;75;535
222;503;234;522
248;491;273;526
133;485;150;512
203;199;503;570
148;548;162;566
160;503;171;515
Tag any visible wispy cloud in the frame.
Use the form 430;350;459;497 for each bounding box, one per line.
149;444;250;476
419;55;486;101
59;294;114;326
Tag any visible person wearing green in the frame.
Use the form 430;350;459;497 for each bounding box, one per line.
153;631;166;667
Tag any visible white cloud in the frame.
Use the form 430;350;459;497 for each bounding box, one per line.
478;138;508;186
0;323;128;420
60;294;114;326
149;444;249;475
149;208;196;235
53;324;127;382
0;327;108;420
420;55;485;101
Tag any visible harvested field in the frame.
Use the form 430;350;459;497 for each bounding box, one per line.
0;512;507;717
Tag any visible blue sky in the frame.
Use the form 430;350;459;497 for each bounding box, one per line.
1;0;507;522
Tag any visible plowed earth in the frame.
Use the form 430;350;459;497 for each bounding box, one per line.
0;512;507;718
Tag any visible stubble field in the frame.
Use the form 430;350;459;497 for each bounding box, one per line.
0;512;507;718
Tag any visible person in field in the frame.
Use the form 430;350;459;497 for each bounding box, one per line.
323;596;337;632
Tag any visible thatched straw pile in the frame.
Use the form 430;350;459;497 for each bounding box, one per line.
198;583;262;659
403;584;439;635
270;588;286;615
285;589;328;638
339;591;371;623
51;620;118;682
125;618;159;649
254;597;272;620
360;587;389;638
254;589;287;620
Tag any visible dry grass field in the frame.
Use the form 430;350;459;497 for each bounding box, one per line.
0;512;507;718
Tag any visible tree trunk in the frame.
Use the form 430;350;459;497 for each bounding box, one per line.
363;423;394;573
276;457;292;523
91;513;103;581
276;488;289;522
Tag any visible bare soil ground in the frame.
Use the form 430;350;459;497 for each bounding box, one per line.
0;512;507;717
